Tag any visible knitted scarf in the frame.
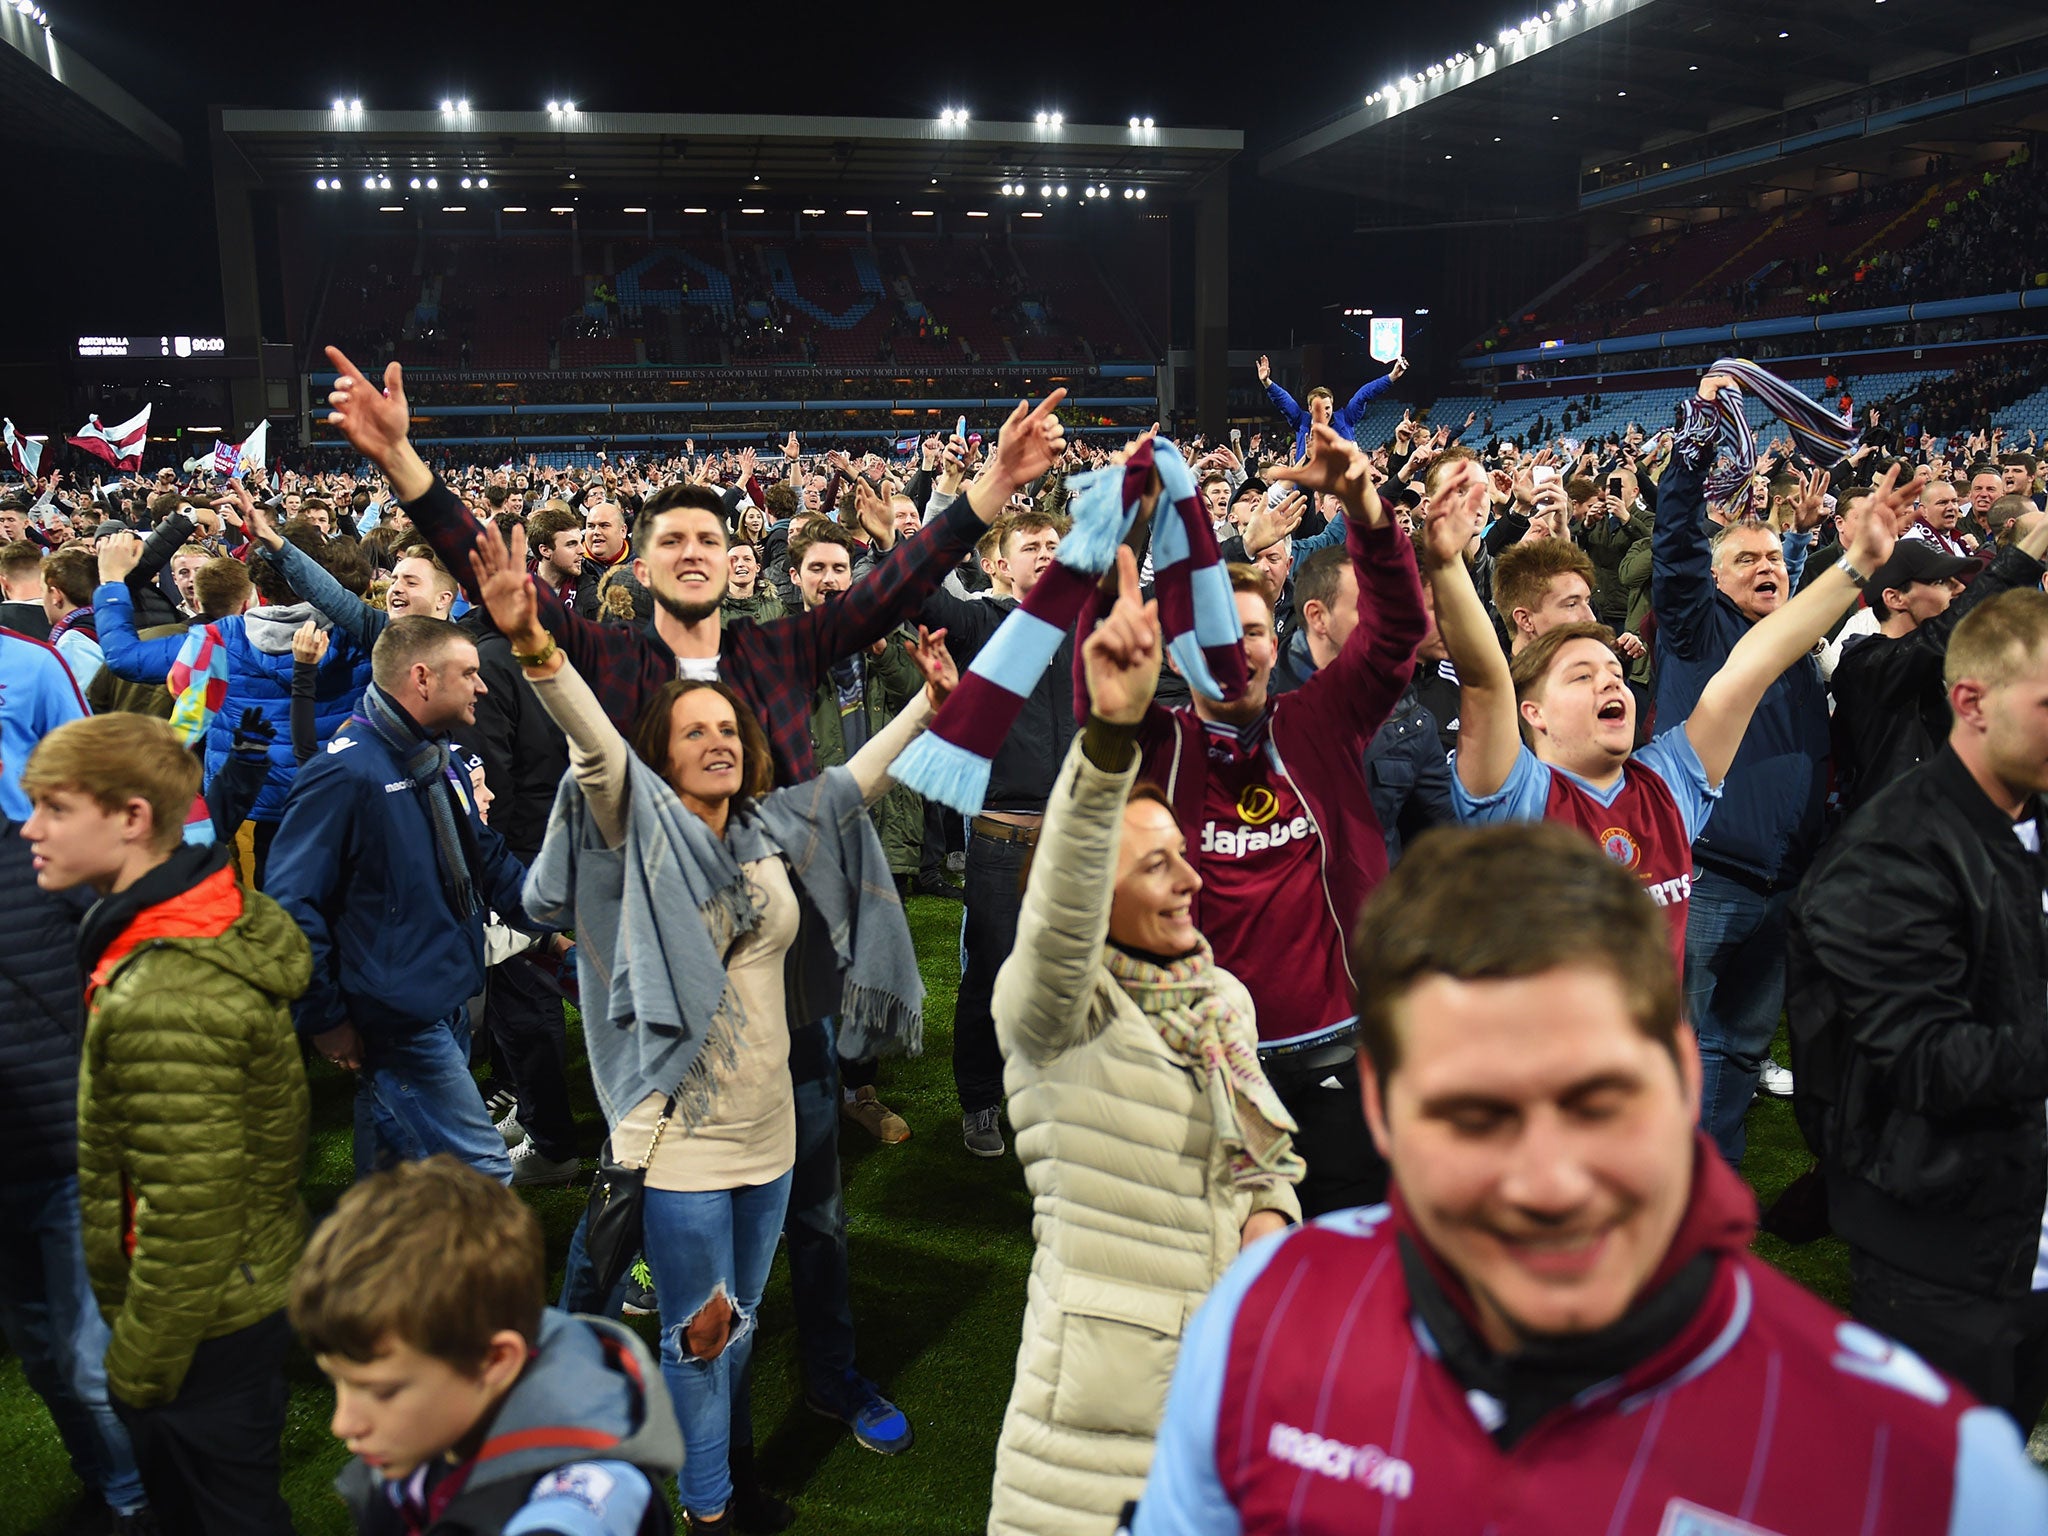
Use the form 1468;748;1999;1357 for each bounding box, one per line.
359;685;477;921
1102;940;1305;1192
167;622;230;747
1698;357;1861;504
893;437;1247;814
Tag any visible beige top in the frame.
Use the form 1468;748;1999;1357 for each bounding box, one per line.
525;654;935;1191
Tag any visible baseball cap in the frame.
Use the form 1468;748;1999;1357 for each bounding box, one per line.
1862;539;1975;607
95;519;130;540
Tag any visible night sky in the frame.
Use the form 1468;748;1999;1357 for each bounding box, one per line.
22;0;1515;365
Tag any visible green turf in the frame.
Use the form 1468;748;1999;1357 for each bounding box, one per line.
3;923;1853;1531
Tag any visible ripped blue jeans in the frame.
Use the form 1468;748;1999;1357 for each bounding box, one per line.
640;1171;793;1516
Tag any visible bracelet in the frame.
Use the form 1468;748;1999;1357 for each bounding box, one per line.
1836;558;1869;588
511;635;558;668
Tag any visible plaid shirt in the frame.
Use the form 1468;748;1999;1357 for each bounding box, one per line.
405;476;982;785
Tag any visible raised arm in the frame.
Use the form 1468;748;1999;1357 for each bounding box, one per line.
1686;464;1918;787
470;520;631;847
1420;464;1519;798
1651;374;1738;661
88;571;184;685
1257;354;1306;435
994;547;1158;1066
243;493;384;653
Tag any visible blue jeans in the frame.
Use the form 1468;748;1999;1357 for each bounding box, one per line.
353;1010;511;1184
1684;867;1793;1166
641;1172;793;1517
957;830;1029;1114
0;1175;146;1515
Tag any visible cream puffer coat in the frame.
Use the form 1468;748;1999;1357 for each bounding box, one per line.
988;735;1303;1536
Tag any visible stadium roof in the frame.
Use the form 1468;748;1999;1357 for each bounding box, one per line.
0;5;182;167
1260;0;2048;223
214;109;1239;209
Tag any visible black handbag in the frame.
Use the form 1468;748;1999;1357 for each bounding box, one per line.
580;1092;677;1297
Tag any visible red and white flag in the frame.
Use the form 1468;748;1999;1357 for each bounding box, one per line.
67;403;152;471
3;418;45;477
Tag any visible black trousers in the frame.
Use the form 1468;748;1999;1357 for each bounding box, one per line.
919;799;961;879
484;949;576;1160
1850;1246;2048;1430
111;1310;295;1536
1268;1057;1387;1221
956;830;1028;1115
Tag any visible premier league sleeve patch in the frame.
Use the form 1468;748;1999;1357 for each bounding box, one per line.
504;1460;653;1536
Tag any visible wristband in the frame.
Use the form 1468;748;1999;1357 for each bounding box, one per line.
1836;558;1869;589
511;635;558;669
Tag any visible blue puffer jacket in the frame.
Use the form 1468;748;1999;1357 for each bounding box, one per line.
1649;399;1827;886
92;584;373;822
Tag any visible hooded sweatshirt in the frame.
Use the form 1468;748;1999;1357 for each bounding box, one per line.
93;584;373;821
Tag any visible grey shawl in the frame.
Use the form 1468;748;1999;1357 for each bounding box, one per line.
523;752;923;1133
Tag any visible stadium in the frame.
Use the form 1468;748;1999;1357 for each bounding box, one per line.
8;0;2048;1531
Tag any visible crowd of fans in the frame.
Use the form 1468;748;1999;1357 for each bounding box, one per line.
8;335;2048;1536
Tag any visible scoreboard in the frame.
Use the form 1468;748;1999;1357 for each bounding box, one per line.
76;335;227;359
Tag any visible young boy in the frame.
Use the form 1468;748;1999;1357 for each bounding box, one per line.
21;711;312;1532
291;1156;682;1534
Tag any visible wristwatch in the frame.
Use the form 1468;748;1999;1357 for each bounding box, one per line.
511;635;558;668
1836;558;1869;589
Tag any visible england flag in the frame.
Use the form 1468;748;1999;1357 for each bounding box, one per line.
67;404;152;471
3;418;44;478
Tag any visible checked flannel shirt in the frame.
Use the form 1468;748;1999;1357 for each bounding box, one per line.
403;475;984;786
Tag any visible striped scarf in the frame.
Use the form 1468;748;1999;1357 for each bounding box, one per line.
167;623;231;746
1699;357;1861;504
893;438;1247;814
1102;941;1304;1192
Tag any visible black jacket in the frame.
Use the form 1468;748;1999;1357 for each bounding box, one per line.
459;611;569;856
1271;645;1453;867
1362;679;1457;867
1788;746;2048;1298
0;822;88;1181
1829;543;2047;812
917;586;1074;813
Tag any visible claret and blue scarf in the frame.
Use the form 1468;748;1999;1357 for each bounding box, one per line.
1695;356;1862;504
894;436;1250;814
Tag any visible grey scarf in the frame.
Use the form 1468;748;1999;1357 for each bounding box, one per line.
523;754;922;1134
360;685;476;921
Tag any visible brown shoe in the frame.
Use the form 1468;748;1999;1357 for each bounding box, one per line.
842;1085;910;1144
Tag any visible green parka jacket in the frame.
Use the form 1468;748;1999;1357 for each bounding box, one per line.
79;851;312;1409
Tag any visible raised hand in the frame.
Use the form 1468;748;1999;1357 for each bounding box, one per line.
97;529;143;584
1256;355;1271;385
323;346;413;468
292;620;330;666
852;478;894;549
903;625;958;708
783;431;801;460
1839;462;1925;575
1083;546;1162;726
1792;466;1831;532
990;388;1069;489
1244;492;1306;556
1697;371;1740;403
1390;355;1410;381
468;518;544;652
1422;460;1488;571
235;483;280;550
1267;423;1381;526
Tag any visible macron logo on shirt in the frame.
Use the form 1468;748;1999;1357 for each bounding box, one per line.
1266;1422;1413;1500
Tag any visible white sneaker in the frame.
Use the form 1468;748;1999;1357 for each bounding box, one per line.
496;1110;524;1148
1759;1063;1795;1099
